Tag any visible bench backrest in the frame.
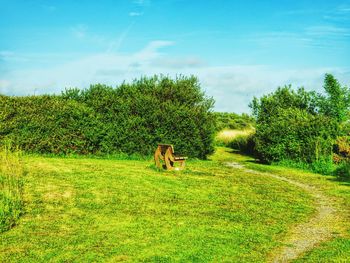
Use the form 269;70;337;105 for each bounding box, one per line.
158;144;174;155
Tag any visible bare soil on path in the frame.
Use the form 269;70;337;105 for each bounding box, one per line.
225;162;341;263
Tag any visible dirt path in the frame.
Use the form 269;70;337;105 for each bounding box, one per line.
224;162;339;262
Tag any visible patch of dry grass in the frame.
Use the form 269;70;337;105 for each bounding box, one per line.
215;128;254;145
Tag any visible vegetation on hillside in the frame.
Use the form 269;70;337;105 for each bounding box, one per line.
214;112;255;131
0;75;215;159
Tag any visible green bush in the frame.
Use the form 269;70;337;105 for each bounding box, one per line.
251;88;337;164
0;95;103;155
310;158;335;175
0;75;216;159
334;162;350;178
228;133;255;155
249;74;350;174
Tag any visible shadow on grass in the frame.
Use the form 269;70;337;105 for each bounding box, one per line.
225;148;266;164
327;176;350;186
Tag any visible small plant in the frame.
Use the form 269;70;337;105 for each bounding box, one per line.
0;145;25;233
334;162;350;178
310;158;335;175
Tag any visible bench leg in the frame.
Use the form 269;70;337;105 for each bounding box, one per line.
178;160;185;170
164;156;175;170
154;148;162;168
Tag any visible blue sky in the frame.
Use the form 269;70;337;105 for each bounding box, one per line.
1;0;350;112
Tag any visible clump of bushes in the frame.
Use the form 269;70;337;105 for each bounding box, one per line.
242;74;350;175
0;75;216;159
0;145;25;233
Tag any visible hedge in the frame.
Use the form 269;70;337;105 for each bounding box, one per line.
0;75;216;159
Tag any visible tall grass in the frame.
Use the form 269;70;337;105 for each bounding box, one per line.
0;146;25;233
215;128;254;146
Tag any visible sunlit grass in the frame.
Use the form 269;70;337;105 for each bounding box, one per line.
0;149;314;262
215;147;350;262
1;147;349;261
215;128;254;146
0;146;25;233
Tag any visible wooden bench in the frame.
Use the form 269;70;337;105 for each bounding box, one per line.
154;144;187;171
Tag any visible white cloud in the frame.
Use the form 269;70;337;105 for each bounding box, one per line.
152;57;205;69
305;25;350;37
0;79;11;94
1;41;349;113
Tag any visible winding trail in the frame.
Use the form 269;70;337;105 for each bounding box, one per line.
224;162;339;262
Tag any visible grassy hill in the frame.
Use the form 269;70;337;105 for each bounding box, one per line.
1;148;349;262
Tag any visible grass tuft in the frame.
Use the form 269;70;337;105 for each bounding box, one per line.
0;145;25;233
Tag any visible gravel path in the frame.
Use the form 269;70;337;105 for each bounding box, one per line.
225;162;338;262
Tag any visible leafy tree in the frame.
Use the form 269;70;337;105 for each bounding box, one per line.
319;74;350;123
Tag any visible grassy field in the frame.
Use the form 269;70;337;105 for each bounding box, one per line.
0;147;349;262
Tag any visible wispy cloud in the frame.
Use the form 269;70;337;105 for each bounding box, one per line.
129;12;143;17
305;25;350;37
106;22;136;53
133;0;150;6
71;24;88;39
249;22;350;50
152;57;205;69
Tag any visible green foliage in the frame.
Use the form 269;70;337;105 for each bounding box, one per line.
333;136;350;164
214;112;255;131
249;74;350;171
0;145;24;233
228;133;255;155
334;162;350;178
0;75;215;159
250;85;337;165
319;74;350;123
0;95;102;155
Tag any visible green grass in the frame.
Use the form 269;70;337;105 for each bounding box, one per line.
214;148;350;262
215;128;254;146
0;148;319;262
0;147;25;233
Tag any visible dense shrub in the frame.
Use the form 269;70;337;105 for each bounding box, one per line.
334;162;350;178
250;74;349;169
0;75;215;158
0;95;102;154
250;86;337;164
